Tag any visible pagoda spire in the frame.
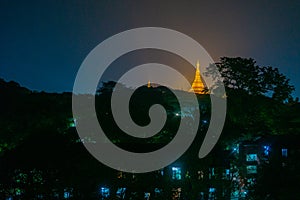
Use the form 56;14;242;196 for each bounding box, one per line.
190;60;207;94
196;60;200;70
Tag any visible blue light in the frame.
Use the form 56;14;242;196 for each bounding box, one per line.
282;148;288;157
154;188;162;194
209;188;216;193
116;188;126;199
225;169;230;175
264;145;270;156
64;192;70;199
100;187;110;198
171;167;182;180
144;192;151;199
264;145;270;150
232;144;240;153
246;154;257;162
247;165;257;174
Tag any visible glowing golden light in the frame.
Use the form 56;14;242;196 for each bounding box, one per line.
190;60;208;94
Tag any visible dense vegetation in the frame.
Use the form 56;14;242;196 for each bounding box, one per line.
0;57;299;199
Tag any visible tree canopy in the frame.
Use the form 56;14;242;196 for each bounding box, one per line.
206;57;295;102
0;57;298;199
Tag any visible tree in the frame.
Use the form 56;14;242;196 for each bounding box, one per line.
206;57;295;102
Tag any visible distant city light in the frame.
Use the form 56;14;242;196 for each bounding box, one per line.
246;154;258;162
154;188;162;194
68;118;76;128
247;165;257;174
209;187;216;193
144;192;151;199
282;148;288;157
116;187;126;198
64;191;70;199
172;167;182;180
264;145;270;156
226;169;230;175
232;144;240;153
100;187;110;198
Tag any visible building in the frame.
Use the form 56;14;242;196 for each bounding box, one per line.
190;61;208;94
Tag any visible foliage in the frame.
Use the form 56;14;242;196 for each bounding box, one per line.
0;67;298;199
206;57;295;102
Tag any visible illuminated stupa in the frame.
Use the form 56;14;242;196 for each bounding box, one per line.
190;61;208;94
147;80;151;88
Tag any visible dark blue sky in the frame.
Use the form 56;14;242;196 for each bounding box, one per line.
0;0;299;97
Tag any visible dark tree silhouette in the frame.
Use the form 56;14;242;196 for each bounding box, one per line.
206;57;295;102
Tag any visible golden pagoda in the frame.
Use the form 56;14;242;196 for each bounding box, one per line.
190;61;208;94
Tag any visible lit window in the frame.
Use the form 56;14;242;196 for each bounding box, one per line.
154;188;162;194
16;188;21;196
246;154;257;162
208;188;216;198
171;188;182;199
160;170;164;176
63;188;73;199
64;192;70;199
68;118;76;128
241;189;248;197
158;169;164;176
209;188;216;193
210;167;215;176
282;148;288;157
232;144;239;154
172;167;182;180
246;165;257;174
197;170;204;180
263;146;270;156
225;169;230;175
100;187;110;198
116;188;126;199
144;192;151;199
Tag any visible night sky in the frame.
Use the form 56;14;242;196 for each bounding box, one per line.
0;0;299;97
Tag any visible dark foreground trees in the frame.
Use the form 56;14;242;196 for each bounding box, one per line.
206;57;295;103
0;56;298;199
